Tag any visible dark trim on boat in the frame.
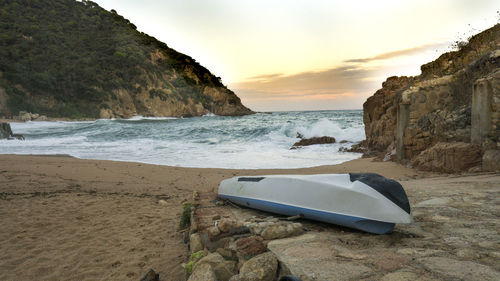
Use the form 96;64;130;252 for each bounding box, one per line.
349;173;411;214
238;177;265;182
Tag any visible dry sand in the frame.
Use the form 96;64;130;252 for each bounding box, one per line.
0;154;498;280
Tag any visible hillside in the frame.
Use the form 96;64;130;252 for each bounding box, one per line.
0;0;253;119
363;23;499;173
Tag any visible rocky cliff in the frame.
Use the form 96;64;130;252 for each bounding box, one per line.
0;0;253;119
363;24;500;172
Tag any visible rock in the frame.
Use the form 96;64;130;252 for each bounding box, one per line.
140;269;159;281
267;233;370;281
380;270;422;281
207;226;221;240
158;199;168;205
260;222;303;240
235;236;267;258
396;248;445;257
247;221;274;235
188;263;217;281
190;233;203;253
35;115;47;121
194;253;237;281
239;252;278;281
0;122;23;140
0;122;13;139
216;247;235;260
291;136;336;149
418;257;500;280
363;27;500;165
363;76;414;152
411;142;482;173
482;149;500;171
218;218;235;233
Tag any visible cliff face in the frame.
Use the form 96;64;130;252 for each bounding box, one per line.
0;0;252;119
363;24;500;172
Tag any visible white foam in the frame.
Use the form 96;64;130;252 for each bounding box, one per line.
2;111;364;169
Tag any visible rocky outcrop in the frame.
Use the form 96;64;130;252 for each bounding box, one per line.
363;24;500;173
0;123;24;140
0;123;13;139
98;84;253;119
291;136;336;149
363;76;413;153
410;142;482;173
0;1;253;119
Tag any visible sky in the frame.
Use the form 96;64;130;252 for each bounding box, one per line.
94;0;498;111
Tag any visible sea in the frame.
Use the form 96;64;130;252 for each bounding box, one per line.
1;110;365;169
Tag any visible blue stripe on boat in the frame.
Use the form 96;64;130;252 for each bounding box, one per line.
218;194;395;234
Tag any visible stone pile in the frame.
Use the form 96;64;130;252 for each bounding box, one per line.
186;216;304;281
13;111;47;121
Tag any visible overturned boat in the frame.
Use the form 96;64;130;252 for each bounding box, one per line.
218;173;412;234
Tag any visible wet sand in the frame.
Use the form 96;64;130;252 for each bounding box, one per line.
0;154;498;280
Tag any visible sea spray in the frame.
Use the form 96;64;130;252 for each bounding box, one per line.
2;110;365;169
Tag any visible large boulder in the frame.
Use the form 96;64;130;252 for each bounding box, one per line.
194;252;237;281
267;234;371;281
291;136;335;149
0;122;13;139
238;252;278;281
235;236;267;258
411;142;482;173
482;149;500;171
187;263;217;281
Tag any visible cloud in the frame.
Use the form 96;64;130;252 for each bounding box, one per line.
344;42;447;63
232;41;448;111
246;73;284;81
231;64;383;111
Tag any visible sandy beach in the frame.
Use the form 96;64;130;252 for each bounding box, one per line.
0;154;499;280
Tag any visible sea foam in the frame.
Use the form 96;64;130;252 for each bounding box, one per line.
2;110;364;169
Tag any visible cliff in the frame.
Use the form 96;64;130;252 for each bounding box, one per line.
363;24;500;173
0;0;253;119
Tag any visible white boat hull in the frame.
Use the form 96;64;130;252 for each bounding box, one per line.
218;173;412;234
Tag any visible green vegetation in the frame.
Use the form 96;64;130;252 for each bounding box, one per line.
184;251;206;274
179;202;193;230
0;0;224;118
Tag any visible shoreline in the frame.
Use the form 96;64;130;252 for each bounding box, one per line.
1;154;498;280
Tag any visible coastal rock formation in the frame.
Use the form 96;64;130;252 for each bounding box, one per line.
291;136;336;149
0;0;252;119
0;123;13;139
0;122;24;140
410;142;482;173
363;24;500;172
363;76;413;152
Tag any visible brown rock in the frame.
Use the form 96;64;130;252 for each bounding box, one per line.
291;136;336;148
190;233;203;253
207;226;221;240
194;253;237;281
411;142;482;173
363;76;414;152
235;236;267;258
0;122;13;139
482;149;500;171
239;252;278;281
260;222;303;240
218;218;235;233
140;269;159;281
188;263;217;281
